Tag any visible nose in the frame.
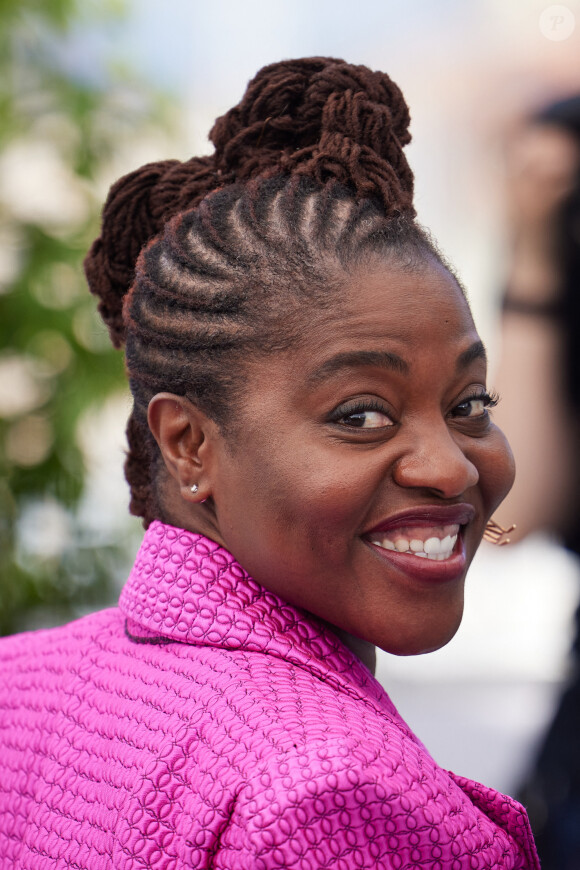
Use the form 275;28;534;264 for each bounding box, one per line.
392;421;479;499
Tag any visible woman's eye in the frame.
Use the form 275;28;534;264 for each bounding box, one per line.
453;392;498;418
339;409;394;429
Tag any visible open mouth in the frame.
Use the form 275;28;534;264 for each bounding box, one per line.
368;523;460;561
362;504;475;581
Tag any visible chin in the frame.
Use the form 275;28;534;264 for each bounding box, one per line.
377;619;463;658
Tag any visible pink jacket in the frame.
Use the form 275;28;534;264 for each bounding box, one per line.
0;521;539;868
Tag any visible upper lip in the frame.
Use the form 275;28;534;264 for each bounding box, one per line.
363;503;476;535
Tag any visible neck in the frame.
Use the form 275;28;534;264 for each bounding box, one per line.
331;627;376;674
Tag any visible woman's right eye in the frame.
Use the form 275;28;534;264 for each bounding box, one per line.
335;405;394;429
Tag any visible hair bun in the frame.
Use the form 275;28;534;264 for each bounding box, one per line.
210;57;342;170
209;56;414;213
85;156;216;347
303;61;411;149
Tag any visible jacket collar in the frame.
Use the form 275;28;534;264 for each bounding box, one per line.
119;522;539;865
119;520;397;715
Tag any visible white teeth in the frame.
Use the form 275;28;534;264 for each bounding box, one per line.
370;531;459;561
424;537;441;554
371;539;396;550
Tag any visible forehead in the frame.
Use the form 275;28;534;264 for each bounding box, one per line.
294;258;478;365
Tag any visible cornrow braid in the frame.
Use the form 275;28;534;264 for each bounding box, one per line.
85;57;439;526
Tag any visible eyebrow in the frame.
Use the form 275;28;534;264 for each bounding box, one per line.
307;350;409;384
456;340;487;370
308;340;487;385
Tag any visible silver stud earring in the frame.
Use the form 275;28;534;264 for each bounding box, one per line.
190;484;199;495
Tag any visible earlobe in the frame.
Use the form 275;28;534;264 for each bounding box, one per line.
147;393;214;502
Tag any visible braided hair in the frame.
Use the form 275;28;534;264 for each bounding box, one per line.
85;57;443;527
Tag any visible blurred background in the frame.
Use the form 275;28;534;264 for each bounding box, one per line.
1;0;580;835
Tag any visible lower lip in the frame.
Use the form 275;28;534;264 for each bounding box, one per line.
364;533;467;584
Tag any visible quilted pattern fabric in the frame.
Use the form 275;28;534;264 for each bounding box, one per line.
0;521;539;868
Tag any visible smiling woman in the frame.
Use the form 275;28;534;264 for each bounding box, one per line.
157;262;513;664
0;58;536;868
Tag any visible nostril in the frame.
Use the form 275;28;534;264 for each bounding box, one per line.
393;439;479;497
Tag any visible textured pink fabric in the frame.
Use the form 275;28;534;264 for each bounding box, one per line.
0;521;539;868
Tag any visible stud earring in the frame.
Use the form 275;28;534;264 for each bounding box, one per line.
483;518;516;546
190;484;199;495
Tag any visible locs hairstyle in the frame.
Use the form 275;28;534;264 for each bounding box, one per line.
84;57;444;527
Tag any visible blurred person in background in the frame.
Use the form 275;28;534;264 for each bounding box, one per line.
495;93;580;870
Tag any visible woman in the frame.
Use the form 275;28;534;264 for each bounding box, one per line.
0;57;539;868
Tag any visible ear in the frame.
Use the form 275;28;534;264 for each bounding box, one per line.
147;393;217;504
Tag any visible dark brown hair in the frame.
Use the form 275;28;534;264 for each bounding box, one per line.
85;57;442;526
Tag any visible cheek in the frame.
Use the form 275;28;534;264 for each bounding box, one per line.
237;444;372;558
475;427;516;515
267;469;362;540
287;449;384;529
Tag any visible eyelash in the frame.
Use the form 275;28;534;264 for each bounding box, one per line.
452;390;500;418
331;398;392;427
331;390;500;429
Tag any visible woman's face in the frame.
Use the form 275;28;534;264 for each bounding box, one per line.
206;257;515;656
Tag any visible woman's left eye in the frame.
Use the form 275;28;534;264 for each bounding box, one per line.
452;392;499;418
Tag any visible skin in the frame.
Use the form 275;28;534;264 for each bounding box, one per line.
148;256;515;672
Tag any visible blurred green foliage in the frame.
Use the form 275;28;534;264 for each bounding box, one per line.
0;0;173;634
